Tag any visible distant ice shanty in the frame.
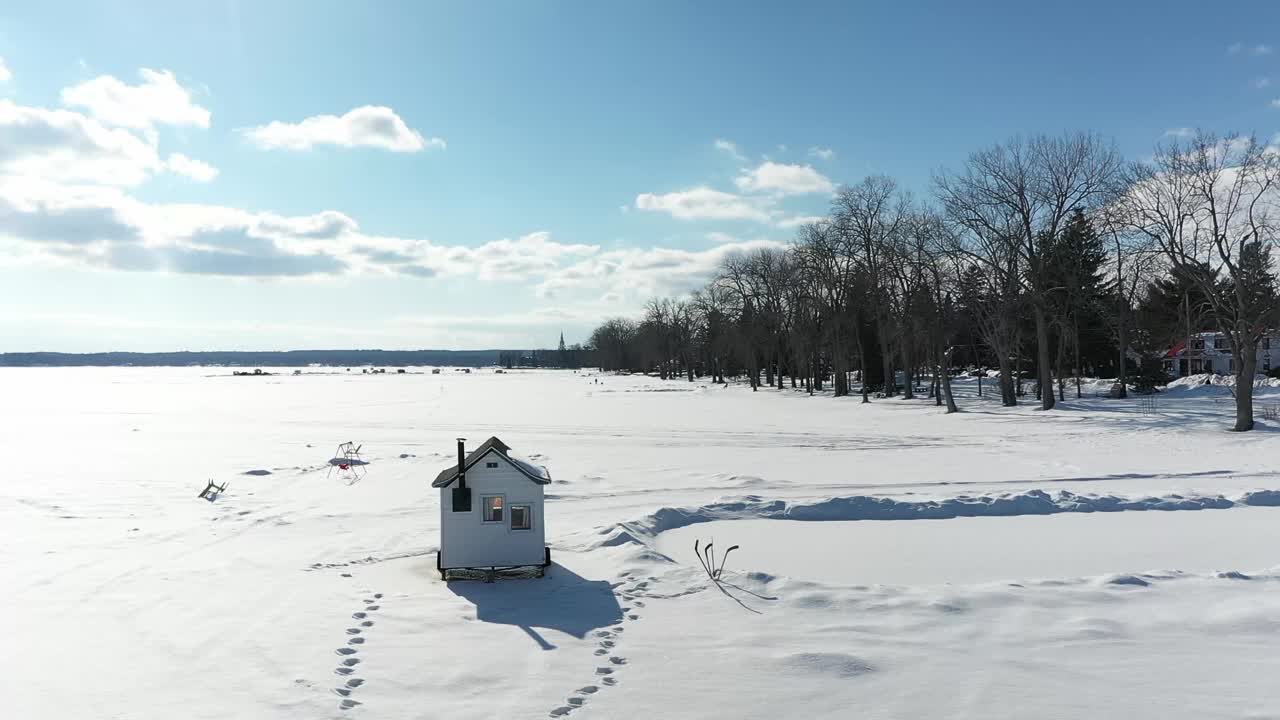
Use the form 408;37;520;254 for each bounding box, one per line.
433;436;551;579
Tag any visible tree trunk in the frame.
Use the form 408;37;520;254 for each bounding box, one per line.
941;346;959;413
901;345;915;399
833;351;848;397
931;346;942;406
855;324;870;403
1014;340;1024;399
1073;322;1082;399
833;325;849;397
997;352;1016;407
1116;307;1129;399
878;321;894;396
1234;340;1256;432
1055;327;1066;403
1034;303;1055;410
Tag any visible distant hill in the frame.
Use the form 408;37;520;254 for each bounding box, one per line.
0;350;504;367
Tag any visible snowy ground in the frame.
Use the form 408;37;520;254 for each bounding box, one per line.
4;367;1280;719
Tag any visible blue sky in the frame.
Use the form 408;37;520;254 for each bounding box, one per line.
1;1;1277;352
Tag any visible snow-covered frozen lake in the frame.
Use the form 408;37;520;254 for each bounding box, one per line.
4;367;1280;719
657;509;1280;586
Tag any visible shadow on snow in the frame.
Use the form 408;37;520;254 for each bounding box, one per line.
447;562;622;651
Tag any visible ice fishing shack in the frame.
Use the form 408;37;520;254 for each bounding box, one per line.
433;436;551;579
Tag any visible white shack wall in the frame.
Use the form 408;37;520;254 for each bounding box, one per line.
439;451;546;569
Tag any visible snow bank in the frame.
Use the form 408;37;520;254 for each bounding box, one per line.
1070;377;1121;395
575;488;1280;552
1165;373;1280;391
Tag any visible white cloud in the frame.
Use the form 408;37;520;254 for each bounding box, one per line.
0;185;140;247
0;173;603;281
734;161;834;196
243;105;442;152
635;186;770;222
466;231;599;280
713;138;746;161
257;210;357;239
0;66;782;325
776;214;827;229
0;71;604;286
1232;42;1274;56
0;99;163;186
61;69;210;130
166;153;218;182
807;146;834;160
1163;127;1194;138
0;155;785;292
0;57;11;83
1255;77;1272;89
536;237;785;299
1271;98;1280;109
395;308;594;331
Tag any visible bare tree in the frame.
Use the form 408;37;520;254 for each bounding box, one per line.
937;132;1123;410
832;176;912;396
912;211;961;412
690;285;734;383
589;317;638;371
1095;203;1159;398
717;253;762;390
1120;131;1280;430
794;220;862;396
940;208;1024;406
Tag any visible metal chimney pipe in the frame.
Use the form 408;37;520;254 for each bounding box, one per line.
456;438;466;488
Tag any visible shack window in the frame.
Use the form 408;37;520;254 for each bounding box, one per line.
486;461;498;468
482;496;503;522
510;505;531;530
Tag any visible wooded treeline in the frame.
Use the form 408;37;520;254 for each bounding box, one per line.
498;342;590;369
588;131;1280;431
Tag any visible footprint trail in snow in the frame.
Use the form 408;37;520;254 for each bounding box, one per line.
547;576;651;717
331;591;383;711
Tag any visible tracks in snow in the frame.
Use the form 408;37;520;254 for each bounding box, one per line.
305;549;436;573
546;576;650;718
331;591;384;711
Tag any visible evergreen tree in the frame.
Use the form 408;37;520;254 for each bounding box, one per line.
1042;209;1111;395
1225;242;1279;329
1133;265;1216;361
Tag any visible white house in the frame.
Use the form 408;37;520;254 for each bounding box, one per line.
1162;331;1279;378
433;436;551;579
